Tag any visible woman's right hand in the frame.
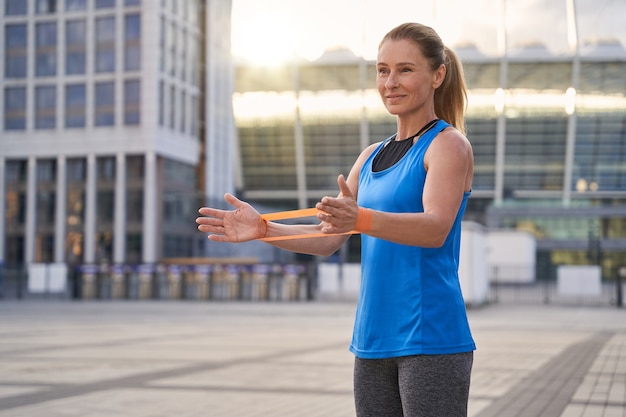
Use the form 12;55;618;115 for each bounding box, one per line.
196;193;266;242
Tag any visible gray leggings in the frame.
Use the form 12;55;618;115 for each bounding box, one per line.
353;352;473;417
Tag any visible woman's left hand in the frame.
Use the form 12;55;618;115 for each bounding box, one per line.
315;175;359;234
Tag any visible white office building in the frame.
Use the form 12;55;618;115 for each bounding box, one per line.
1;0;235;268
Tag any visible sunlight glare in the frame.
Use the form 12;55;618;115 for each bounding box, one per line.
232;14;298;66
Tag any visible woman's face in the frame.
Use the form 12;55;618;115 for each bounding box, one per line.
376;38;444;119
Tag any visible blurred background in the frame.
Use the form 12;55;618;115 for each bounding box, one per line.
1;0;624;306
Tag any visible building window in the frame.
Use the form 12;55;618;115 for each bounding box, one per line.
126;190;143;222
4;87;27;130
95;0;116;8
65;20;86;75
191;95;199;139
65;0;86;11
36;0;57;13
158;81;165;126
168;21;176;76
97;156;116;181
125;233;142;264
126;155;144;180
169;85;176;130
66;157;86;181
35;86;57;129
124;14;141;71
5;24;28;79
65;84;86;128
5;0;27;15
5;160;28;227
37;159;57;183
36;22;58;77
125;0;140;6
95;16;116;73
160;17;166;72
179;29;187;82
96;191;114;222
180;90;186;133
124;79;140;125
95;81;115;126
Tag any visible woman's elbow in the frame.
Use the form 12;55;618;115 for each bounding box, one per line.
422;229;450;248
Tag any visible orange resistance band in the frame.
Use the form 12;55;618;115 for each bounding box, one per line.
258;208;359;242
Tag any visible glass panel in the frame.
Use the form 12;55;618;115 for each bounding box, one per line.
239;122;297;190
158;81;165;126
169;85;176;129
180;90;186;133
96;191;114;222
67;158;86;181
160;17;166;72
65;20;86;75
97;156;116;181
124;14;141;71
94;81;115;126
124;79;140;125
503;117;567;192
573;115;626;192
36;22;58;77
65;84;86;128
65;0;86;11
36;0;58;14
66;158;85;264
126;190;143;221
4;87;27;130
95;17;116;73
5;24;28;79
126;155;144;180
95;0;115;8
5;0;28;15
168;21;176;76
35;85;57;129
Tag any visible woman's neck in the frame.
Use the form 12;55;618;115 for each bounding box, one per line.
396;113;439;140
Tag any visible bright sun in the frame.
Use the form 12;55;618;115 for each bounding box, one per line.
232;14;299;66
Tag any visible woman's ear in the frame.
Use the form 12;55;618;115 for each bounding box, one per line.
433;64;446;89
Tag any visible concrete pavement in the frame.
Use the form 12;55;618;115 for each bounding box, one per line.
0;300;624;417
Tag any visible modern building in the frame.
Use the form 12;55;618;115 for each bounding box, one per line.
233;42;626;279
1;0;234;269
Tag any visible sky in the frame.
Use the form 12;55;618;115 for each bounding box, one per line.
231;0;626;65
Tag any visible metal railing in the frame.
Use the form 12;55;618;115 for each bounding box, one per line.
0;262;315;302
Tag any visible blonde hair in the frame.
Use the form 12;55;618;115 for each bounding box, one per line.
379;23;467;134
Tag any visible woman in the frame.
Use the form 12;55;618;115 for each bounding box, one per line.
197;22;475;417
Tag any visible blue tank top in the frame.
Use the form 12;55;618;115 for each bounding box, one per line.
350;120;475;358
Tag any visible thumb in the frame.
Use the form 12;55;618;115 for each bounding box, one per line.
337;174;354;199
223;192;245;209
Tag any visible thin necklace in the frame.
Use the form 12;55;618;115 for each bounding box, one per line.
395;119;440;142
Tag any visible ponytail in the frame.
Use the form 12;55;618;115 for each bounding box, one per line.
435;46;467;135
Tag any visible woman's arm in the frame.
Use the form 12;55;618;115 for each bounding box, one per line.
196;142;380;257
316;128;473;247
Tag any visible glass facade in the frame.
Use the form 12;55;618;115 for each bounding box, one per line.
0;0;231;269
234;54;626;277
2;1;147;132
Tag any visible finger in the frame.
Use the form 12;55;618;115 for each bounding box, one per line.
196;217;222;227
337;174;353;198
198;207;224;217
208;234;231;242
224;192;246;209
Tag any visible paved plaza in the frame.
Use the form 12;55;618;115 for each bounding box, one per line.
0;300;624;417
